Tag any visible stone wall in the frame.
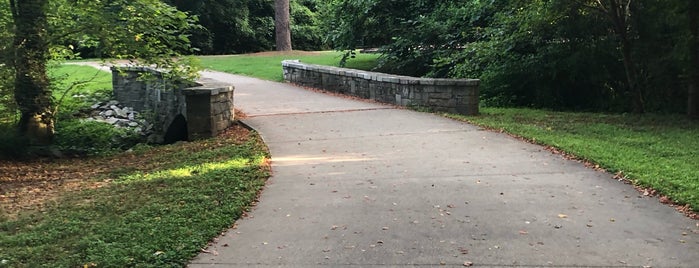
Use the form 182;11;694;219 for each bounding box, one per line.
111;67;234;143
282;60;480;115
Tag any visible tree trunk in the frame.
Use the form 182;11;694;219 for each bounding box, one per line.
607;0;644;113
11;0;54;144
688;0;699;119
274;0;292;51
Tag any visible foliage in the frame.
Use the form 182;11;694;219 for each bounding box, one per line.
50;65;123;156
54;120;141;156
0;129;270;267
0;124;29;159
0;0;14;122
2;0;201;146
449;107;699;212
321;0;695;114
290;0;326;51
48;0;201;79
199;51;379;81
165;0;325;54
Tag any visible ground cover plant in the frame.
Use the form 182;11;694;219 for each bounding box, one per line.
0;124;270;267
449;108;699;216
199;50;379;81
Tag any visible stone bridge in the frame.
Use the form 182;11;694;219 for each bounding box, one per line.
111;67;235;144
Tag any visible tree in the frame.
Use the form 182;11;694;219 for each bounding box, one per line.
9;0;52;144
275;0;292;51
3;0;198;145
581;0;645;113
689;0;699;118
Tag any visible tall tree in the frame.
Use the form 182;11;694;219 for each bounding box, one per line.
275;0;292;51
10;0;53;144
582;0;644;113
689;0;699;118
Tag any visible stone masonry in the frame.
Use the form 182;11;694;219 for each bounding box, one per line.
282;60;480;115
111;66;234;143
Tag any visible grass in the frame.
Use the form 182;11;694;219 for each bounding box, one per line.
448;107;699;212
199;51;380;81
0;127;270;267
49;64;113;120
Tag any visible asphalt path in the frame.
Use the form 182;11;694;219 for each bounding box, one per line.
69;63;699;267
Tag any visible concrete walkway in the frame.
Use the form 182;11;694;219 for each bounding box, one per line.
189;71;698;267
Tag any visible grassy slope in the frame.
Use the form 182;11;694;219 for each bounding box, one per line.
199;51;380;81
449;108;699;211
0;128;269;267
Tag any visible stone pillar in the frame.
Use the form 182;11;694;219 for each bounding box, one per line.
183;83;235;140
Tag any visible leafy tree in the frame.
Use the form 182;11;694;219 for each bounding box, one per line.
3;0;198;144
10;0;52;144
322;0;696;115
165;0;323;54
165;0;275;54
290;0;325;51
689;0;699;118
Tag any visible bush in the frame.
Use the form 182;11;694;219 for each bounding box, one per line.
0;124;29;159
54;120;142;156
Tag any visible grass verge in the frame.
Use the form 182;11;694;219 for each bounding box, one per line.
199;50;380;81
448;107;699;215
0;125;270;267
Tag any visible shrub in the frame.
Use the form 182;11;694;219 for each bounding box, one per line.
0;124;29;159
54;120;142;156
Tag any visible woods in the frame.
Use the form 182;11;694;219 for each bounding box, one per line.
322;0;698;115
1;0;697;148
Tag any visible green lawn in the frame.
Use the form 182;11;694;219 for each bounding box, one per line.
50;64;113;119
199;51;380;81
448;108;699;211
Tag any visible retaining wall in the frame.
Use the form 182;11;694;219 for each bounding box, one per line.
282;60;479;115
111;67;235;143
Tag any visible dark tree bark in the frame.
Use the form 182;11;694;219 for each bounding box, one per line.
582;0;645;113
689;0;699;119
11;0;53;144
606;0;644;113
274;0;292;51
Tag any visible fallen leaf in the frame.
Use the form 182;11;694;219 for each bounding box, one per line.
558;214;568;218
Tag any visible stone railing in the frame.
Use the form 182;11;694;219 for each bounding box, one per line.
282;60;479;115
111;66;234;143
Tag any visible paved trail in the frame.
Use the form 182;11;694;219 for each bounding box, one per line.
177;71;699;267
